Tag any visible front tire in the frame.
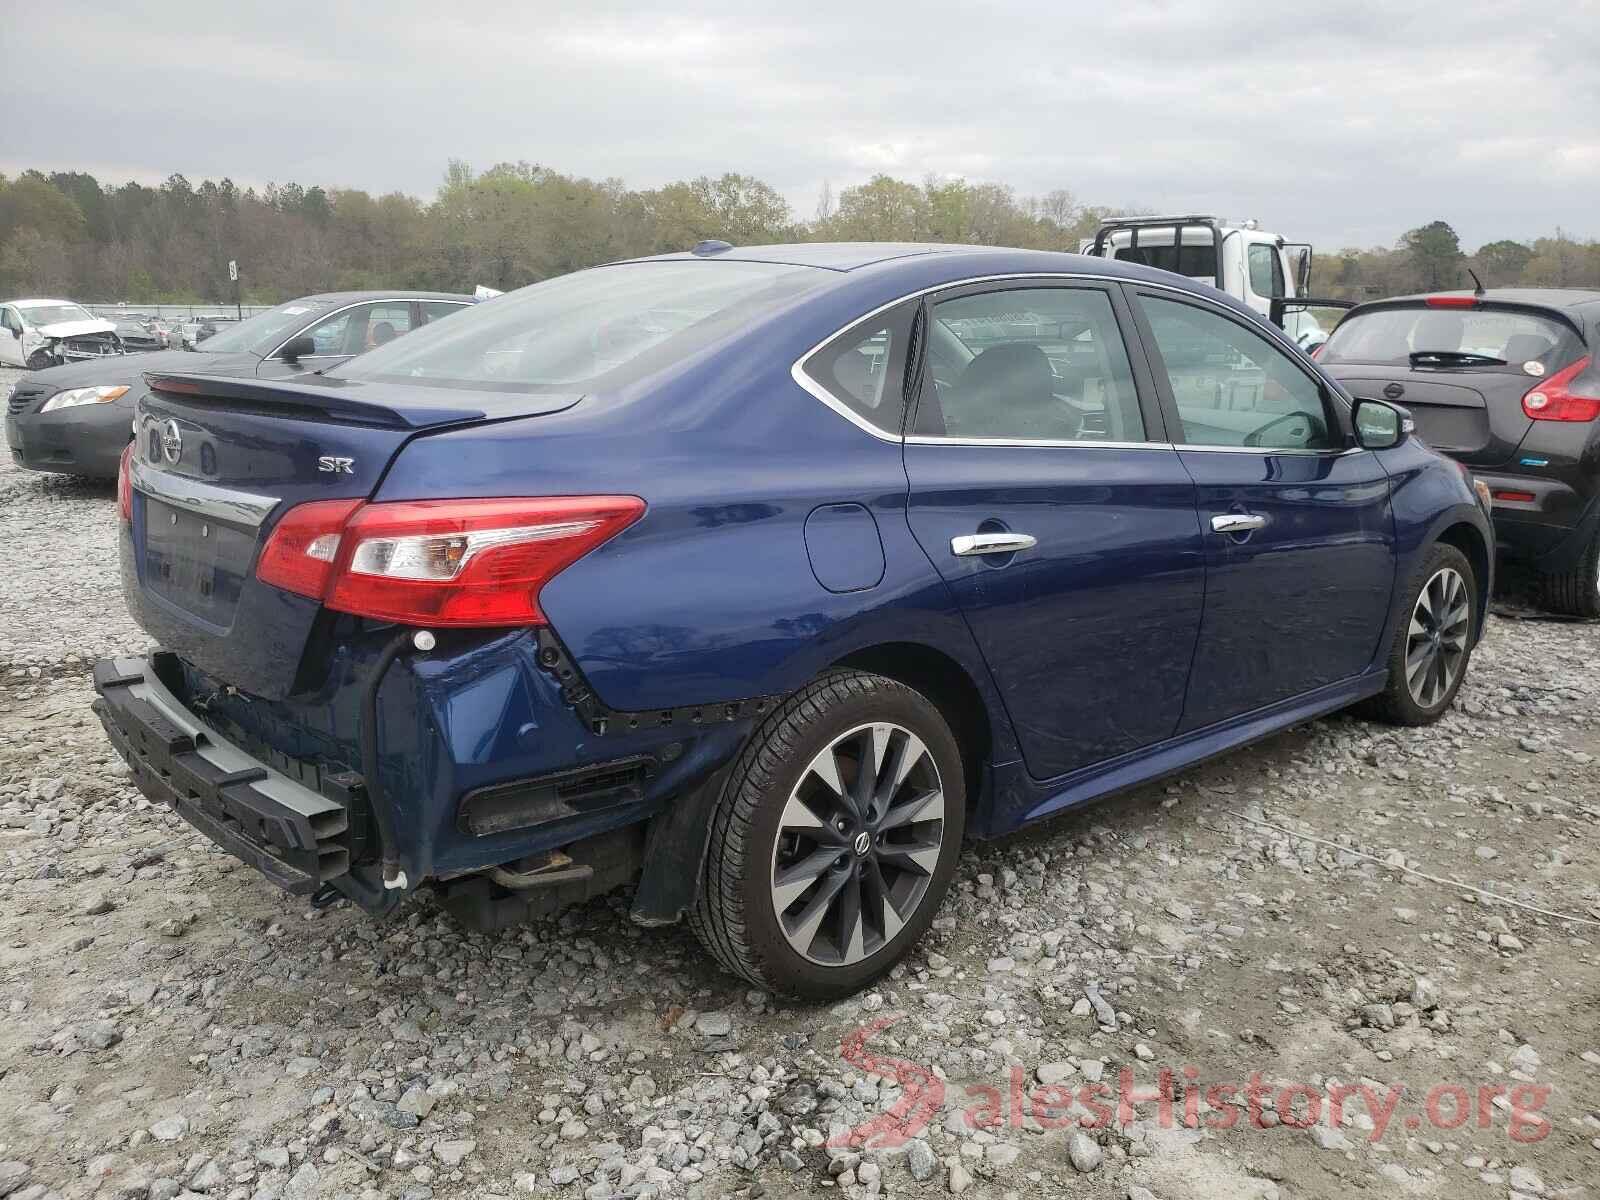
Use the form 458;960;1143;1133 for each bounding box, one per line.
690;670;965;1000
1366;543;1477;725
1538;527;1600;619
25;350;53;370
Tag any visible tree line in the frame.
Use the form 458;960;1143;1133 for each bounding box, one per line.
1;163;1596;304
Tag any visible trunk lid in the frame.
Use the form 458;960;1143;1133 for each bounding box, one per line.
124;372;579;698
1324;370;1532;465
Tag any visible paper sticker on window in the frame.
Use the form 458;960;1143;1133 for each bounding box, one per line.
1524;361;1546;377
281;306;310;316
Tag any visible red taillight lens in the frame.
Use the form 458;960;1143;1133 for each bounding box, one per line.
1492;490;1537;503
256;498;365;599
117;443;134;523
1522;356;1599;422
255;496;646;627
1425;295;1480;309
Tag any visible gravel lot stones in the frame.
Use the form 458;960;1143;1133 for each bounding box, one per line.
2;364;1599;1198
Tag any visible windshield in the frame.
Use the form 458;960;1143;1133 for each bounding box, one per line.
334;260;828;393
1321;305;1579;371
21;303;96;326
197;298;337;355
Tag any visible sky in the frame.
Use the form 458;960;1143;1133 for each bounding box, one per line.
4;0;1597;253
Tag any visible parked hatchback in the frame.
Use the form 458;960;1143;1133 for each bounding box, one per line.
6;291;472;478
1319;289;1600;615
93;244;1492;999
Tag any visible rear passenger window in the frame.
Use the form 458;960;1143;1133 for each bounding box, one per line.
1138;295;1338;451
916;287;1144;442
360;304;414;350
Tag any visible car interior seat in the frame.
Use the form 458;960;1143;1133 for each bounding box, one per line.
944;343;1071;439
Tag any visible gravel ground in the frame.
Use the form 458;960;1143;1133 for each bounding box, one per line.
2;362;1598;1200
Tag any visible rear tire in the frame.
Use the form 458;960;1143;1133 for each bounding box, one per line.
690;670;965;1000
1365;542;1477;725
1538;528;1600;619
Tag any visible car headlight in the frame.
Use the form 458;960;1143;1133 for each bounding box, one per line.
40;385;130;412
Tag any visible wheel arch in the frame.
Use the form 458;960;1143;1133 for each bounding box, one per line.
630;637;1004;928
829;640;994;822
1433;517;1492;641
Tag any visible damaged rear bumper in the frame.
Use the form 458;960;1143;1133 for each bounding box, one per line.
92;655;362;897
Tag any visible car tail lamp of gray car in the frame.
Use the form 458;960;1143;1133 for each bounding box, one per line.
1522;355;1599;423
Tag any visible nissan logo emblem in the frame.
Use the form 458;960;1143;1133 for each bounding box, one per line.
1383;383;1405;400
159;419;183;464
853;831;872;856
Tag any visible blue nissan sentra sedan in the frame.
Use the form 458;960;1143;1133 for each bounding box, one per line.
93;242;1492;999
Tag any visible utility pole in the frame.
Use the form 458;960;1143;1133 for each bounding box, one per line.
229;259;241;320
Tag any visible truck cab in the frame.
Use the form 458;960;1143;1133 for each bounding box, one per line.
1080;215;1331;351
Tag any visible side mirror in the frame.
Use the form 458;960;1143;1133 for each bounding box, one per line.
1352;398;1413;450
280;334;317;363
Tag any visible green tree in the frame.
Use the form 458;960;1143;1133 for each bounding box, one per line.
823;175;928;241
0;174;87;245
1402;220;1465;291
1473;239;1533;286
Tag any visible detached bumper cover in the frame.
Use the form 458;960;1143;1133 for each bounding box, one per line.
93;656;353;895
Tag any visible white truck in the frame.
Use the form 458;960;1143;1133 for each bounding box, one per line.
1080;215;1348;352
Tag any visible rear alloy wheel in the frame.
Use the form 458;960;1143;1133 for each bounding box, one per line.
1538;528;1600;619
691;670;965;999
1366;542;1477;725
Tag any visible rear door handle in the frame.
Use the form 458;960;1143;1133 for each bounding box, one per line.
951;532;1038;556
1211;513;1267;534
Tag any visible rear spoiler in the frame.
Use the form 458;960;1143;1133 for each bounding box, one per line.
142;371;512;430
143;372;473;428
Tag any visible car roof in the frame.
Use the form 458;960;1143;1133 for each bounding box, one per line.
626;242;997;271
10;298;87;308
622;241;1216;288
284;290;474;304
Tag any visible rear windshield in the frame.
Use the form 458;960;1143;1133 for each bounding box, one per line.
333;260;829;393
1114;244;1217;282
1320;305;1579;371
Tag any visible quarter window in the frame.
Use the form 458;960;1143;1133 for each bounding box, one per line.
801;306;913;435
1247;244;1285;299
1137;295;1338;451
916;287;1144;442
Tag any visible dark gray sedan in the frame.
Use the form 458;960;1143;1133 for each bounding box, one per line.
5;291;472;478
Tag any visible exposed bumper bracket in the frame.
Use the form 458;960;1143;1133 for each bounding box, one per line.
93;656;355;896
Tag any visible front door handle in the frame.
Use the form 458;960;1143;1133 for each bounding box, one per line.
951;532;1038;557
1211;513;1267;534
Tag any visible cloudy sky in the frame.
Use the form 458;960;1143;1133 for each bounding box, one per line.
4;0;1596;251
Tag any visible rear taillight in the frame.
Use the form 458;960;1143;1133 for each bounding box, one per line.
1425;295;1480;309
117;443;134;523
1522;355;1599;422
255;496;645;627
255;499;365;599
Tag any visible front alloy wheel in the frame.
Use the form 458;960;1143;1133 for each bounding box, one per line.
1405;566;1470;709
1367;541;1477;725
692;670;965;999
